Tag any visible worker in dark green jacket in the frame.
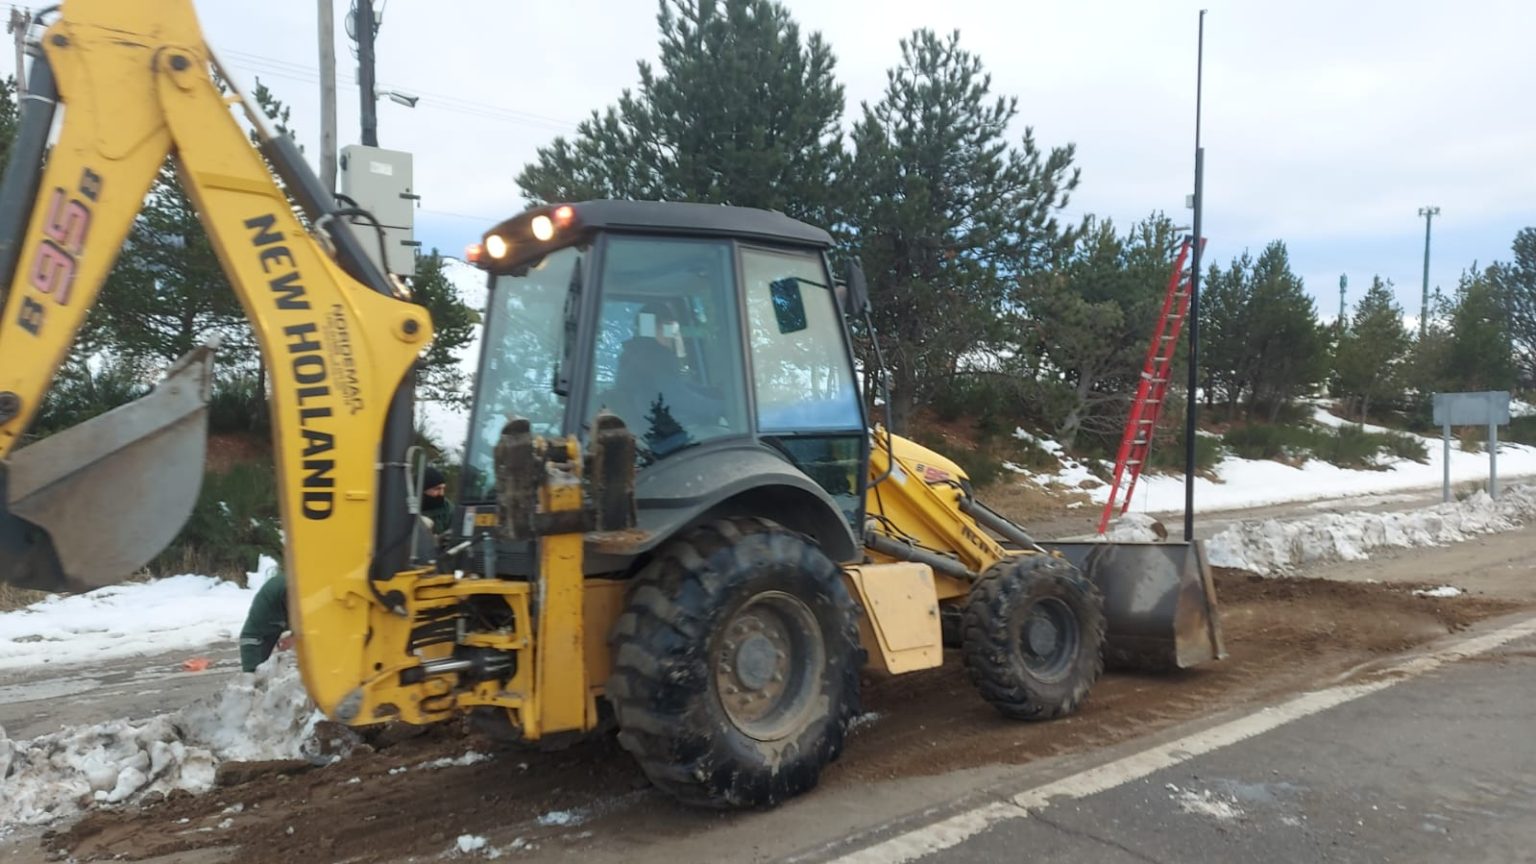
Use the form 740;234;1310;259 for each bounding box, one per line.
239;572;289;673
238;467;455;672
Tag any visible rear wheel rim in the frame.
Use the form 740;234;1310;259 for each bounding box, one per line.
713;590;825;741
1016;596;1078;682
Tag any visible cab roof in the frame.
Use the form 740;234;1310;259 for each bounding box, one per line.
516;200;833;249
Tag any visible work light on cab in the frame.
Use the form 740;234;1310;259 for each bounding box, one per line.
530;215;555;241
485;234;511;259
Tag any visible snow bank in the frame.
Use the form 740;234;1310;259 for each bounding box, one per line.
0;557;279;672
1206;484;1536;575
0;652;321;829
1103;513;1165;542
1015;407;1536;515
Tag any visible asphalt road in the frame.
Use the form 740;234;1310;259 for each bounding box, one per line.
815;625;1536;864
0;645;242;739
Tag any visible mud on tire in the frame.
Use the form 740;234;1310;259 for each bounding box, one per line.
606;518;864;809
962;554;1106;720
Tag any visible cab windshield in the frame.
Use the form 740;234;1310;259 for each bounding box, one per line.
461;245;579;500
585;236;748;462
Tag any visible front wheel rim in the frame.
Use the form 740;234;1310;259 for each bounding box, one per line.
1016;596;1079;682
712;590;826;741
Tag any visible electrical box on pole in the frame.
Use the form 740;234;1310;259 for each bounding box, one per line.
339;144;419;278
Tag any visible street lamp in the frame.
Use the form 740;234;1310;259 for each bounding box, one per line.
377;88;419;108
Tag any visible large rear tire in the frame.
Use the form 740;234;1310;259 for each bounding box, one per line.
962;554;1105;720
606;518;863;808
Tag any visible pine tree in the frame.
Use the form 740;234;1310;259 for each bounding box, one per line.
1199;253;1254;417
0;75;18;162
847;29;1079;431
517;0;846;226
1020;215;1179;449
1333;276;1409;420
1486;227;1536;388
1445;267;1515;391
1198;243;1327;420
410;249;480;406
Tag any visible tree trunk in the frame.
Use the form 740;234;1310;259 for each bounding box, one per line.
1057;370;1095;452
888;363;917;435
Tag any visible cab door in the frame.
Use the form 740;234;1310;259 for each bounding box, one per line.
739;246;868;530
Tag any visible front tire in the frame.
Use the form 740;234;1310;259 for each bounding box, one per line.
962;555;1105;720
606;518;863;808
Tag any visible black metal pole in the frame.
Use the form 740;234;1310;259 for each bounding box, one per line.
358;0;378;146
1184;10;1206;544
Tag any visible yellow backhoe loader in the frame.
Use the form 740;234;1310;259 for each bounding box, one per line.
0;0;1223;809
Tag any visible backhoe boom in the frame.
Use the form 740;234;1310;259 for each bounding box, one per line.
0;0;432;717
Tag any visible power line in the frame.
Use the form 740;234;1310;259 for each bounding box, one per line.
419;207;505;224
219;48;579;133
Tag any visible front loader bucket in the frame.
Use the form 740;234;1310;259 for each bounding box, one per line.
1043;540;1226;671
1;347;214;593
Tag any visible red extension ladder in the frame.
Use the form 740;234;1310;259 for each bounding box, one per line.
1097;236;1204;534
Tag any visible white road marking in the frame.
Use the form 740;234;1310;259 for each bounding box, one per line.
819;615;1536;864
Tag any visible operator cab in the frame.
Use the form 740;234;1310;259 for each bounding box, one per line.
459;201;868;555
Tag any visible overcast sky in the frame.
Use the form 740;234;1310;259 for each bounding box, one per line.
185;0;1534;322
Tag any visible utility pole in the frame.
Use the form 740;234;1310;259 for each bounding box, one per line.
318;0;338;193
356;0;378;147
1418;206;1439;338
1183;9;1207;544
7;7;30;97
1338;273;1348;328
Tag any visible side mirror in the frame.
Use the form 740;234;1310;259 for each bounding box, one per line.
842;260;870;316
768;278;809;334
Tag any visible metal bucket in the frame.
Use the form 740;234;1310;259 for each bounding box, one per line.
1044;540;1226;671
1;347;213;592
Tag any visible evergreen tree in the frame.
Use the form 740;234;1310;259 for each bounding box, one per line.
410;249;480;406
517;0;846;226
1404;287;1454;407
1486;227;1536;388
1198;242;1327;420
1246;243;1328;419
0;75;18;162
1019;215;1179;449
1445;267;1515;391
847;29;1079;431
1333;275;1409;420
1199;253;1254;416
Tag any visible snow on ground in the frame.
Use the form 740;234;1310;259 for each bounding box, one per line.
537;809;587;827
0;557;279;673
1205;484;1536;576
456;835;489;854
1103;513;1165;542
1414;586;1464;598
1167;783;1245;821
0;652;321;830
1019;407;1536;515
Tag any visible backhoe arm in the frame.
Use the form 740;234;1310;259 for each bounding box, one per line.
0;0;433;717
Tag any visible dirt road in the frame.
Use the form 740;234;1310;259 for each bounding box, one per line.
9;522;1532;864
